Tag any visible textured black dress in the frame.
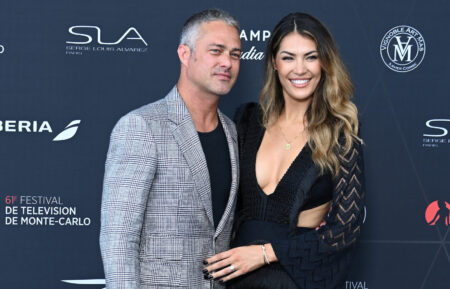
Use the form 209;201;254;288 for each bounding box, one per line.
228;103;365;289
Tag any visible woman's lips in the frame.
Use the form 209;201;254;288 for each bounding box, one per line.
290;78;310;88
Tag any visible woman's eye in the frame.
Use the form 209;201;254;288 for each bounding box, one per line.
306;55;318;61
281;56;293;61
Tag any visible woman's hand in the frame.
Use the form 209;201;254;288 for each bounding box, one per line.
203;245;266;282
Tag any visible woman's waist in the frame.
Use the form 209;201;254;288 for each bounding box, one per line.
232;219;313;247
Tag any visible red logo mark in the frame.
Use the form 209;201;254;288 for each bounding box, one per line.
425;200;450;226
5;195;17;205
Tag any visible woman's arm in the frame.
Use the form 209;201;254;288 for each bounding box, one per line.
270;140;365;286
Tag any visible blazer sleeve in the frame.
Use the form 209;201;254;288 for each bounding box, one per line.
99;113;157;289
270;139;365;288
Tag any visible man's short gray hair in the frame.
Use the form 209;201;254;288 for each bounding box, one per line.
180;9;240;50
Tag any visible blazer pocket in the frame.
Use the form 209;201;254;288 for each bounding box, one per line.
140;259;187;287
144;236;183;260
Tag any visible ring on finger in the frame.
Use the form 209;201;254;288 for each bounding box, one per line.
229;265;236;272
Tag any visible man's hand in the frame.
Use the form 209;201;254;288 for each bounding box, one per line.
203;244;275;282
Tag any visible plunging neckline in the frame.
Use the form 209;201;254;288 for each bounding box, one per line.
254;127;308;197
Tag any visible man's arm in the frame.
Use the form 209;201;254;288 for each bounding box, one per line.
100;113;157;289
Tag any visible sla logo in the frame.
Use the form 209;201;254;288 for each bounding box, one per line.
380;25;425;72
0;120;81;141
422;119;450;148
425;200;450;226
0;44;4;54
66;26;148;55
239;29;271;60
67;26;147;46
424;119;450;137
62;279;104;288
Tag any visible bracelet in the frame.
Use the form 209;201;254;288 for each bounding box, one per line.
261;244;270;265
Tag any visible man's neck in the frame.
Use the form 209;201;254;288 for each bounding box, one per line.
177;82;220;133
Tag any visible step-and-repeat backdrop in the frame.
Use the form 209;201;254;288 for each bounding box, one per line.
1;0;449;288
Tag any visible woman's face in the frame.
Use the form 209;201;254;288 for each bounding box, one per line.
273;32;322;103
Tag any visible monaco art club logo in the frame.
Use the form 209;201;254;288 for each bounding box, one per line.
380;25;425;73
0;119;81;141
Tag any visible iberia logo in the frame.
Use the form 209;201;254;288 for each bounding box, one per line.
425;200;450;226
53;120;81;141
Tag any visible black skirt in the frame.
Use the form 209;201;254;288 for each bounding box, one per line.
227;220;314;289
226;262;298;289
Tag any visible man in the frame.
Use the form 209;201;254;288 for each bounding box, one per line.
100;9;241;289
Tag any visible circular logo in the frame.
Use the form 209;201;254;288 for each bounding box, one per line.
0;44;5;54
380;25;425;73
425;200;450;226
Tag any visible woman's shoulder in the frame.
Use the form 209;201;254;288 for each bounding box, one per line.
233;102;263;130
233;102;263;147
233;102;261;123
337;120;364;148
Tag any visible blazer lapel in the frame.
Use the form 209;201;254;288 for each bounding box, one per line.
214;110;239;237
166;87;214;227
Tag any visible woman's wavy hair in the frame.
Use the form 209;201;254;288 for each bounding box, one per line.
260;12;359;177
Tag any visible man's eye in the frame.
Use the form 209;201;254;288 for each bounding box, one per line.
210;49;220;54
231;53;241;59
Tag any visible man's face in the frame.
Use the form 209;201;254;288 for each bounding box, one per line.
185;21;241;97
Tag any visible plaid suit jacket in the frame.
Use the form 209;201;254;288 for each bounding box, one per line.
100;86;239;289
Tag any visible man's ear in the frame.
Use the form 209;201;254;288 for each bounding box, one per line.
177;44;191;67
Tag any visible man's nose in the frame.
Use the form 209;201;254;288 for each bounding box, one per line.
219;53;232;68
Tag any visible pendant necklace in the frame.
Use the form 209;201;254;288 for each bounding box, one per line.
278;124;304;151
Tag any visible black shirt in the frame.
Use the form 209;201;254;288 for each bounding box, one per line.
198;120;231;229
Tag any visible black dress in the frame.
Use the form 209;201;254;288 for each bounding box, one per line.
228;103;365;289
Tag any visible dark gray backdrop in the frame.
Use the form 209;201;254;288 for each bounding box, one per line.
1;0;449;288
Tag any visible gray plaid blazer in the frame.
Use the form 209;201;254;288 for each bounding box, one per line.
100;86;239;289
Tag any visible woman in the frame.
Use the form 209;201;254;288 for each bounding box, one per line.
204;13;365;289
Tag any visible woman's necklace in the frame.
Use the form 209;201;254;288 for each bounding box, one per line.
278;123;305;150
